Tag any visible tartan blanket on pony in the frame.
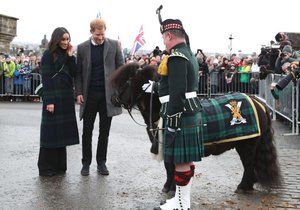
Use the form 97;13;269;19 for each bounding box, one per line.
200;93;261;145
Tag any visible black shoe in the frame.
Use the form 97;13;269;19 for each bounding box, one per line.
81;165;90;176
97;162;109;175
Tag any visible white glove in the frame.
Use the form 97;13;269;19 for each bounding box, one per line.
167;127;176;132
167;127;181;132
142;80;154;93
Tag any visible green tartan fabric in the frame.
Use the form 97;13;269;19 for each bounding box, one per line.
164;112;204;164
200;93;260;144
40;62;79;148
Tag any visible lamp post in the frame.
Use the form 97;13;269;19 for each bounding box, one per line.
229;34;234;56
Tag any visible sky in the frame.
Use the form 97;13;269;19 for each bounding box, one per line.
1;0;300;54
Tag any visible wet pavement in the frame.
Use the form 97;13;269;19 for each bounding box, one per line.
0;102;299;210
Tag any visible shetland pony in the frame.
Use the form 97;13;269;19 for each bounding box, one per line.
110;63;281;193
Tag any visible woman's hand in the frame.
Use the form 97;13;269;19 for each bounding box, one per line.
46;104;55;113
67;43;73;56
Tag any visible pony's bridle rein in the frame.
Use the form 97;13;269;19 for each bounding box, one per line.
115;69;148;127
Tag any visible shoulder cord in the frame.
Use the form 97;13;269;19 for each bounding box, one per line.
51;64;65;79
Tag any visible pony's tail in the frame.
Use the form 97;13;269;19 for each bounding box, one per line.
254;109;282;190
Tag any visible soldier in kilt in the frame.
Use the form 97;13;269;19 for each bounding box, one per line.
38;27;79;177
143;18;204;210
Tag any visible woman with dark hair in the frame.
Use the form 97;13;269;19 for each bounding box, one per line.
38;27;79;177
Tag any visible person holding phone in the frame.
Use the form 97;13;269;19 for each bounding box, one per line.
38;27;79;177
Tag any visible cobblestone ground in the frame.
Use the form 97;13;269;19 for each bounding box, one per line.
0;102;299;210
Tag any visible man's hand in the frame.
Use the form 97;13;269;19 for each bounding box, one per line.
270;82;277;90
46;104;55;113
142;80;154;93
77;95;84;105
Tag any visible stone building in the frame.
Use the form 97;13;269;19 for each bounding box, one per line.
40;34;48;50
0;14;18;52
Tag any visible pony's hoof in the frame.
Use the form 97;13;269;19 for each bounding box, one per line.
162;186;170;193
235;188;254;194
168;189;175;197
160;200;166;205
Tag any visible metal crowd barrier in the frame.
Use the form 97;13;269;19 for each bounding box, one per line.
257;74;299;135
198;72;259;98
0;73;42;98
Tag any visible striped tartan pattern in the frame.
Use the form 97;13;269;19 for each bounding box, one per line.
200;93;260;145
40;64;79;148
164;112;204;164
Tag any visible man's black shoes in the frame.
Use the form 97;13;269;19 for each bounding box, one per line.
81;165;90;176
80;163;109;176
97;162;109;175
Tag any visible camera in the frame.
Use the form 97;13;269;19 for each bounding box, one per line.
276;68;300;90
280;52;288;58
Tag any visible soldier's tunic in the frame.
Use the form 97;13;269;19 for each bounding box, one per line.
157;42;204;163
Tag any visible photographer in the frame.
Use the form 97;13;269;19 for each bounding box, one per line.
275;32;292;50
271;61;300;99
196;49;208;94
196;49;208;73
275;45;300;74
152;46;162;57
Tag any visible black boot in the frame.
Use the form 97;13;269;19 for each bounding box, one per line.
162;162;175;193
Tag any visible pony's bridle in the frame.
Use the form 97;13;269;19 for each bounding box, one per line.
113;69;148;126
113;78;134;109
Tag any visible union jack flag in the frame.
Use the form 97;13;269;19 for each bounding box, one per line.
130;25;146;55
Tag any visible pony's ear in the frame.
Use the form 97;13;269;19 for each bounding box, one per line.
142;65;159;81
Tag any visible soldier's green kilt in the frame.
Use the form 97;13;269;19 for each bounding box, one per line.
163;112;204;164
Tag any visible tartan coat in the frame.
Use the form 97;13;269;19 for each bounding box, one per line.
75;38;124;120
40;50;79;148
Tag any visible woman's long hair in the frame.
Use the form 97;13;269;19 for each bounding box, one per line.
47;27;71;54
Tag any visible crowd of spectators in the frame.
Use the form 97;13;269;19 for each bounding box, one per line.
0;52;41;101
123;46;260;95
4;35;297;102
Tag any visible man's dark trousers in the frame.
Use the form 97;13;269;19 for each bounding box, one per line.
82;90;112;166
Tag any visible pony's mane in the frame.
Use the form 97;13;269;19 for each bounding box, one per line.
132;65;160;89
109;62;140;88
109;63;160;90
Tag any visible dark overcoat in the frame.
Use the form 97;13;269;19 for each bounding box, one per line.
75;38;124;119
40;50;79;148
